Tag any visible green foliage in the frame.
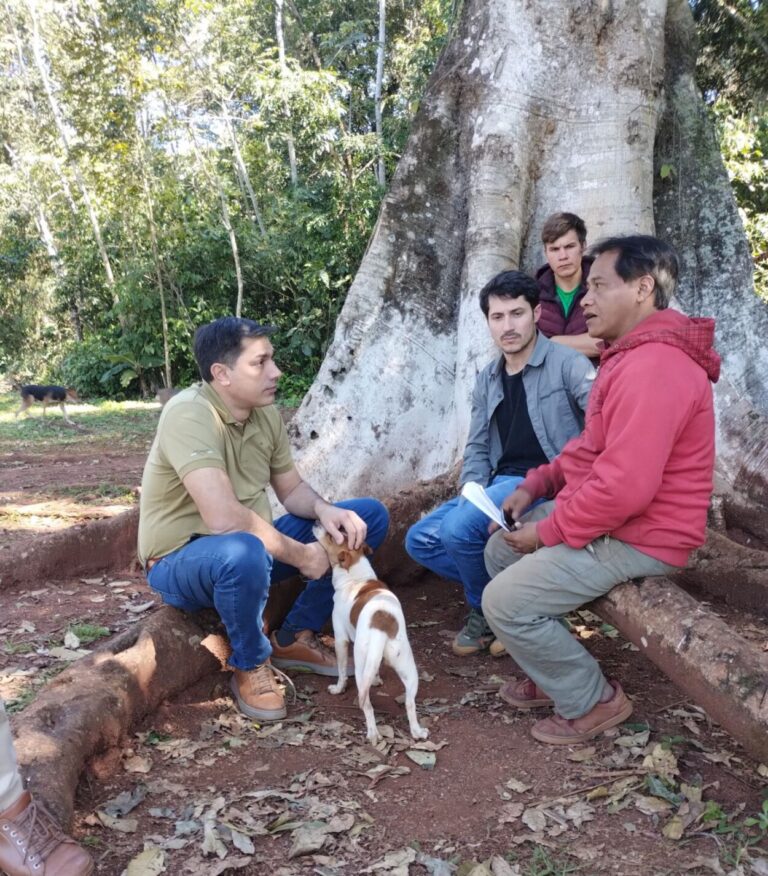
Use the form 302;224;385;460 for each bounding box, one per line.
59;336;129;398
713;100;768;301
692;0;768;111
0;0;455;393
700;798;768;865
0;0;762;393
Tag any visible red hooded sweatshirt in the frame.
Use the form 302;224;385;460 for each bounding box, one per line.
522;309;721;567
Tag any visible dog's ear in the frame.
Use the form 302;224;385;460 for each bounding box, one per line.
363;543;373;556
338;549;352;569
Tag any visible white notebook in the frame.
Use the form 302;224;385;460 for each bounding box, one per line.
460;481;513;531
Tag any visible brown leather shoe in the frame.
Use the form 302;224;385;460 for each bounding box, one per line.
230;661;287;721
270;630;353;677
499;676;553;709
0;791;94;876
530;680;633;744
489;639;507;658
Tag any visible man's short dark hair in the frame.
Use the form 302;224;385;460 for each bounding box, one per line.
541;212;587;246
588;235;678;309
193;316;276;382
479;270;540;316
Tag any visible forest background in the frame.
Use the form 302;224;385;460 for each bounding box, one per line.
0;0;766;404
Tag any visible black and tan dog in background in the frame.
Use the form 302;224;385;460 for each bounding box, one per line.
15;384;79;424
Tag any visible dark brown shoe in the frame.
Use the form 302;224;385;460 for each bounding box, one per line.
270;630;353;677
0;791;94;876
530;680;633;745
230;661;287;721
499;676;553;709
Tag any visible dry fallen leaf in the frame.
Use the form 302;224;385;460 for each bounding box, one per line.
702;749;739;767
498;802;525;824
288;825;327;859
96;811;138;833
405;750;436;770
362;847;417;874
634;795;674;816
505;778;533;794
124;755;153;774
125;847;166;876
521;808;547;832
662;814;685;840
566;746;596;762
63;631;81;649
642;743;679;780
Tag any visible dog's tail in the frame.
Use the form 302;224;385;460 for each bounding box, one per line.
357;629;391;708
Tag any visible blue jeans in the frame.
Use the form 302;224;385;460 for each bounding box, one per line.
147;498;389;670
405;476;524;611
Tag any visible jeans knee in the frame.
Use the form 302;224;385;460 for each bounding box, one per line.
404;521;425;561
361;498;389;538
217;532;270;582
439;508;472;552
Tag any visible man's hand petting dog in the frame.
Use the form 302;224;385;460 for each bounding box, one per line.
299;541;331;580
313;523;428;745
314;503;367;549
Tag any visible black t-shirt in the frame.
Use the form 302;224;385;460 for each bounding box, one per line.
494;370;548;477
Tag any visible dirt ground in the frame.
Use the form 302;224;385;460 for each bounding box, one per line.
1;438;767;876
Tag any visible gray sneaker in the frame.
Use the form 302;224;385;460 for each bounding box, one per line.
452;608;495;656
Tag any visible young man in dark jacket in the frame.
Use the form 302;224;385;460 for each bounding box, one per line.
483;236;719;745
536;212;600;360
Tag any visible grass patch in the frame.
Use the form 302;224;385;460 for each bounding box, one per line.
525;847;581;876
5;665;66;714
0;393;161;453
2;639;35;655
49;484;136;504
67;622;111;645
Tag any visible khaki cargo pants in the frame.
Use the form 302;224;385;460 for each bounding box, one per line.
482;501;676;719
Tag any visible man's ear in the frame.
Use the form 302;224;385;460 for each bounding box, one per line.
533;302;542;324
637;275;656;304
210;361;229;385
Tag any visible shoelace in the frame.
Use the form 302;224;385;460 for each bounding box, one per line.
2;798;67;868
247;662;296;702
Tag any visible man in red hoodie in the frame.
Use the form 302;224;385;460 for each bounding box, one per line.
482;235;720;745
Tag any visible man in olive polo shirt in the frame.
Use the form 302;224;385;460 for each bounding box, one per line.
138;316;389;721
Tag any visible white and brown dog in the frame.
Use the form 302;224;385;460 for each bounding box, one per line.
313;524;428;745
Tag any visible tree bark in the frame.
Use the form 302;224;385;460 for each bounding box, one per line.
274;0;298;187
593;576;768;764
11;608;225;828
653;0;768;528
288;0;768;539
374;0;387;187
223;108;267;236
290;0;667;497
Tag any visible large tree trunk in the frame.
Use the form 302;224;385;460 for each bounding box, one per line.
289;0;768;532
653;0;768;532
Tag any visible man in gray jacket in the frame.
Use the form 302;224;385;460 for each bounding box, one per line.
405;270;595;656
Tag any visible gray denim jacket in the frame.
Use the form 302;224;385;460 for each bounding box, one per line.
460;332;596;487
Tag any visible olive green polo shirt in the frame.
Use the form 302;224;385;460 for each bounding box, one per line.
137;381;294;565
